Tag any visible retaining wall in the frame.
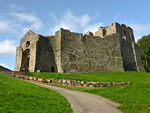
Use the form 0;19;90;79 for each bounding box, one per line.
13;75;131;88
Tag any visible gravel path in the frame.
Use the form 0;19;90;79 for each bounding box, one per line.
28;81;122;113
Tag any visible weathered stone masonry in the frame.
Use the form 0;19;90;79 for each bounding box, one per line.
13;75;131;88
14;22;145;73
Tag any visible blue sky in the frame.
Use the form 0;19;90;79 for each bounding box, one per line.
0;0;150;70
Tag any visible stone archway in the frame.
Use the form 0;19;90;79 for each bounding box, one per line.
21;49;30;71
51;66;55;72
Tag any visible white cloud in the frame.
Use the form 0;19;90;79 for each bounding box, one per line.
0;63;9;68
50;10;91;34
0;20;18;33
10;12;43;30
83;23;103;34
79;14;91;27
49;13;58;23
9;4;24;11
113;13;121;20
130;23;150;34
0;20;10;32
22;27;31;34
0;39;16;56
0;11;43;34
92;12;100;20
128;23;150;42
134;35;143;42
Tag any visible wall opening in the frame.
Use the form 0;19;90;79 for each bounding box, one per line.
21;49;30;71
51;66;55;72
26;41;30;47
103;29;106;37
123;30;127;41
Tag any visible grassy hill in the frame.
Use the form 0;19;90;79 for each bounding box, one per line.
29;72;150;113
0;73;72;113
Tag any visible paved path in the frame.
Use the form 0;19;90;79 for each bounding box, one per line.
28;81;122;113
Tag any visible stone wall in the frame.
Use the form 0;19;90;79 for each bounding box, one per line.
134;43;145;71
1;71;29;75
35;35;57;72
121;41;137;71
14;22;145;72
61;29;124;73
13;75;131;88
94;23;144;71
14;30;38;72
48;29;62;72
116;24;137;71
95;23;117;37
14;47;22;71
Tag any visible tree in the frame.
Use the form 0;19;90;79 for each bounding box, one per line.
137;34;150;72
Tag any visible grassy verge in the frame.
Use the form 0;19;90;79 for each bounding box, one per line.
0;73;72;113
29;72;150;113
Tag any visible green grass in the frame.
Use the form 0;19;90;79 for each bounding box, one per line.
29;71;150;113
0;73;72;113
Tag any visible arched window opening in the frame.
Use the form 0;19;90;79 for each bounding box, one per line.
123;30;127;41
103;29;106;37
51;66;55;72
26;41;30;47
21;49;30;71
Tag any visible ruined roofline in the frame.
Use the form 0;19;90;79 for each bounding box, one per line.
27;29;35;34
25;22;133;39
55;22;133;37
97;22;133;30
25;30;54;39
55;28;120;39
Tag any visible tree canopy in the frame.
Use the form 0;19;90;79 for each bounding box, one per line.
137;34;150;72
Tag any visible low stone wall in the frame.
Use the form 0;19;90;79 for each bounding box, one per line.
0;71;12;75
13;75;131;88
1;71;29;75
13;71;29;75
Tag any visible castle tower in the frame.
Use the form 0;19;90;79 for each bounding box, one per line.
14;30;37;72
14;30;57;72
95;22;145;71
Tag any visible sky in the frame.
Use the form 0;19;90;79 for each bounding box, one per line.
0;0;150;70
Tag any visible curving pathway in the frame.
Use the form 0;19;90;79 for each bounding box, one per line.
28;81;122;113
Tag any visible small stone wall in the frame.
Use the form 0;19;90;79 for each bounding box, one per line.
13;75;131;88
1;71;29;75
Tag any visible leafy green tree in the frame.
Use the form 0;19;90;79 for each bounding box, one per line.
137;34;150;72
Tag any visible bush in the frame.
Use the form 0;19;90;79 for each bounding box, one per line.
143;63;150;72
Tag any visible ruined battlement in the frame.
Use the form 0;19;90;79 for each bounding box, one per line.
54;23;135;44
95;22;134;42
14;22;145;73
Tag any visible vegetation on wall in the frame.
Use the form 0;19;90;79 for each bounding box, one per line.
137;34;150;72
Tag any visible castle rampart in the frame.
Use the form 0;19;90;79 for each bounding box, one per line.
14;22;145;73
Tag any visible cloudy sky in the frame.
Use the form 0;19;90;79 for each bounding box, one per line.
0;0;150;70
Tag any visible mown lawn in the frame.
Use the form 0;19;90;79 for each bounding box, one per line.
30;72;150;113
0;73;72;113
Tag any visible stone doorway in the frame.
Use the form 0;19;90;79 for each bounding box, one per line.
21;49;30;71
51;66;55;72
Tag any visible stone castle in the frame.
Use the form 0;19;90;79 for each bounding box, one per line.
14;22;145;73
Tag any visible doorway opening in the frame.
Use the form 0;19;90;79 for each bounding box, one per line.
51;66;55;72
21;49;30;71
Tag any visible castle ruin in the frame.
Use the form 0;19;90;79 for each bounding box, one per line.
14;22;145;73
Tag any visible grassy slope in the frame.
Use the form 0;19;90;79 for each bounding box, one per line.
30;72;150;113
0;73;72;113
